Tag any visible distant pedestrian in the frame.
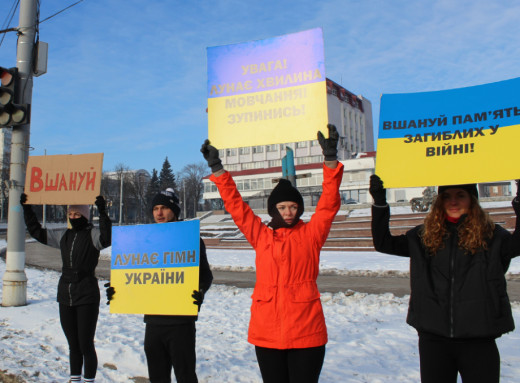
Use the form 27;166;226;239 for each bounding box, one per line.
370;176;520;383
21;193;112;383
201;124;343;383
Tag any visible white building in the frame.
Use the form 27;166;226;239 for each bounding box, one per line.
202;79;425;209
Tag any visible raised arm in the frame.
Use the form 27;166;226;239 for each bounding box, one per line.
370;175;409;256
20;193;47;244
93;195;112;249
201;140;266;247
317;123;339;170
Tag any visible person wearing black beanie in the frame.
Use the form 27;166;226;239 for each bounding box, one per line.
266;179;304;229
105;187;213;383
370;176;520;382
201;124;343;383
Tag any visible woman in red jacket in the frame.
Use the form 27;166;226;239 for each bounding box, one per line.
201;125;343;383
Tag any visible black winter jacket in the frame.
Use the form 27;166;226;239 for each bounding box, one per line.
144;237;213;325
23;206;112;306
372;204;520;339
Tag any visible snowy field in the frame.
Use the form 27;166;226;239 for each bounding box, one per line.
1;202;520;382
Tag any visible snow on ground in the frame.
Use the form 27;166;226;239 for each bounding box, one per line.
2;257;520;383
1;201;520;382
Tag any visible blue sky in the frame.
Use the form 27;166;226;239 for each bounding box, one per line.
1;0;519;174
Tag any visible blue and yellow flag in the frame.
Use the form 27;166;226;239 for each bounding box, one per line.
207;28;328;148
376;77;520;188
109;221;200;315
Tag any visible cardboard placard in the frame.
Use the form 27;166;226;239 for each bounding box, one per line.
24;153;103;205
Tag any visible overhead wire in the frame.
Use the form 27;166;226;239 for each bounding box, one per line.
0;0;20;49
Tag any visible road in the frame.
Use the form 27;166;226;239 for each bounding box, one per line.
3;241;520;301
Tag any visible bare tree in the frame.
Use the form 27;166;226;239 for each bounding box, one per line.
179;162;207;219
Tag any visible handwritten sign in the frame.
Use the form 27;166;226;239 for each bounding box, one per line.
376;77;520;188
207;28;328;148
24;153;103;205
109;221;200;315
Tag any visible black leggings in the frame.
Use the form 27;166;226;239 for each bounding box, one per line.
59;303;99;379
255;345;325;383
144;322;198;383
418;334;500;383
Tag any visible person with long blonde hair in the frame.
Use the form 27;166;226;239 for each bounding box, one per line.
370;175;520;383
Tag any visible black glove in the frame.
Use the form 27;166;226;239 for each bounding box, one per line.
369;174;387;206
95;195;107;215
104;282;115;305
192;289;204;312
317;124;339;161
20;192;32;213
200;139;223;172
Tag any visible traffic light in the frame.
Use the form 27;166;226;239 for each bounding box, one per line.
0;67;29;127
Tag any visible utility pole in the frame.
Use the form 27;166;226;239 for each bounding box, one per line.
2;0;38;306
119;172;123;225
183;179;187;219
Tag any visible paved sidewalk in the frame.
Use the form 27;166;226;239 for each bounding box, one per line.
4;241;520;301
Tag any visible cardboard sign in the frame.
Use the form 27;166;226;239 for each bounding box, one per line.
109;221;200;316
24;153;103;205
376;77;520;188
207;28;328;149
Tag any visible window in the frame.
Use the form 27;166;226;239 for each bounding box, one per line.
239;147;250;155
296;141;308;148
266;144;278;152
226;164;240;172
226;148;237;156
268;159;281;167
253;146;264;153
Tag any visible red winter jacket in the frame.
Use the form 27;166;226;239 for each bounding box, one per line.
210;163;343;349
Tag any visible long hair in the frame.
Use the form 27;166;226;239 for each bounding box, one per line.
421;193;495;255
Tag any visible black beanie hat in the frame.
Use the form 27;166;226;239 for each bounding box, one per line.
437;184;478;199
152;188;181;218
267;179;304;217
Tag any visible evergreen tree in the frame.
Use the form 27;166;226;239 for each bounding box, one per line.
145;168;160;221
159;157;176;191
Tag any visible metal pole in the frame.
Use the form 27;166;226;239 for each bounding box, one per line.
183;179;186;219
118;173;123;225
42;149;46;228
2;0;37;307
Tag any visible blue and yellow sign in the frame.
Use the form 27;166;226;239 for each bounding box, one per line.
376;77;520;188
109;221;200;315
207;28;328;148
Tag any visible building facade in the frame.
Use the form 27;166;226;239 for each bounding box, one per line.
203;79;421;209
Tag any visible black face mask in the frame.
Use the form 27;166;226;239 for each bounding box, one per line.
69;215;89;230
267;209;301;230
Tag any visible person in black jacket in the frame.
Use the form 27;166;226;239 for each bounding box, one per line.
106;188;213;383
21;193;112;383
369;176;520;383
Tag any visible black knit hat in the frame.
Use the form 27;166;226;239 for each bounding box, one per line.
152;188;181;218
437;184;478;199
267;179;304;217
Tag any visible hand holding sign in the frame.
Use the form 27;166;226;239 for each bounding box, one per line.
317;124;339;161
200;139;223;173
369;175;387;206
95;195;107;215
192;289;204;312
